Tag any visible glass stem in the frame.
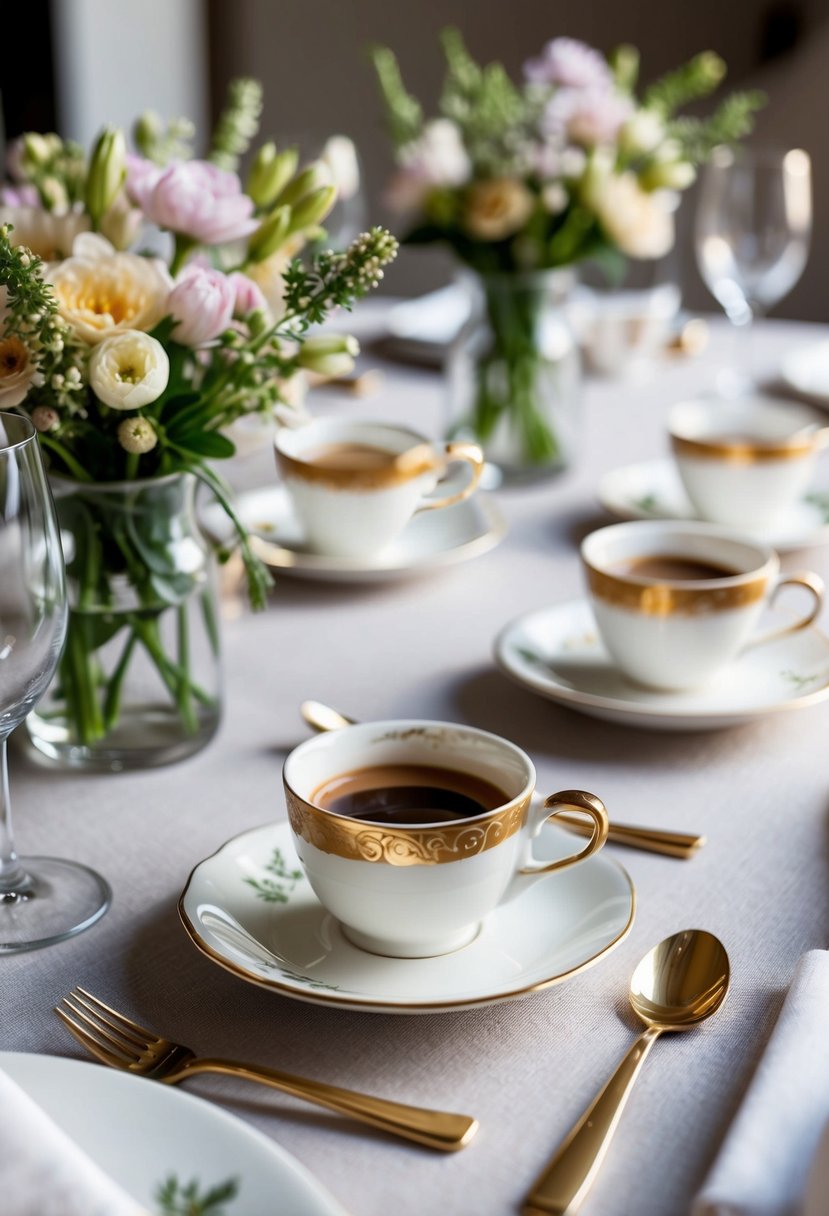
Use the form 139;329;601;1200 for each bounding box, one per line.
0;735;33;897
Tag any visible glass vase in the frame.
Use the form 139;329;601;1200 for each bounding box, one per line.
446;269;581;483
26;472;221;771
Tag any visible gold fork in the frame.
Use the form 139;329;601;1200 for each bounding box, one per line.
55;987;478;1152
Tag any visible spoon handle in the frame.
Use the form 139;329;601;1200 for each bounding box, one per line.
555;813;706;860
522;1027;661;1216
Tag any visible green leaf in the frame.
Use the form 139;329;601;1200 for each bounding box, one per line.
173;431;236;459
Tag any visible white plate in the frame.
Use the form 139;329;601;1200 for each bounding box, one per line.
495;598;829;731
597;458;829;552
179;821;634;1015
780;340;829;406
0;1051;345;1216
382;285;469;365
201;485;506;582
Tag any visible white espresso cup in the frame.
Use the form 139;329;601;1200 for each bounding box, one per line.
582;520;824;690
274;418;483;558
282;719;609;958
669;396;829;530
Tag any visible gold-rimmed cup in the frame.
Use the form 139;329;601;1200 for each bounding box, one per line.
581;520;824;690
669;396;829;530
274;419;483;558
282;720;609;958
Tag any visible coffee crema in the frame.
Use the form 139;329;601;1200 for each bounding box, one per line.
611;555;741;581
301;442;398;472
312;763;509;826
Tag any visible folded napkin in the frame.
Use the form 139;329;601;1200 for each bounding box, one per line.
0;1065;147;1216
693;950;829;1216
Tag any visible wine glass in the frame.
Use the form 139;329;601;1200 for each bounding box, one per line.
695;145;811;392
0;412;110;952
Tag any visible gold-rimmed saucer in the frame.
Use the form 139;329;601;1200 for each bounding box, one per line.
495;598;829;731
178;821;634;1015
200;485;506;583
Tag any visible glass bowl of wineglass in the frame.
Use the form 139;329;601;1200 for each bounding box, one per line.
0;412;110;952
695;145;811;394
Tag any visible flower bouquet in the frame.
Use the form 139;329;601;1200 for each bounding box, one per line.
0;80;397;768
372;31;764;478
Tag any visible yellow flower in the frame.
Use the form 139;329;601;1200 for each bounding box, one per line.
462;179;535;242
88;330;169;409
0;333;37;407
47;233;171;344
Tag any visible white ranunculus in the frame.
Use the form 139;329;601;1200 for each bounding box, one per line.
88;330;169;410
592;172;675;259
620;110;665;157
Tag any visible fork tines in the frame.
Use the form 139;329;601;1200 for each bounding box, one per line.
55;986;157;1066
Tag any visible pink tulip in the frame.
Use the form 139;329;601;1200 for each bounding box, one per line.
126;157;258;245
0;184;40;207
228;271;267;318
168;266;235;346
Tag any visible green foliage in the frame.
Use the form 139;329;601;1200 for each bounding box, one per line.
438;29;528;175
369;46;423;148
610;44;640;93
133;111;196;166
643;51;726;116
208;78;264;173
670;91;767;163
155;1175;239;1216
281;227;399;331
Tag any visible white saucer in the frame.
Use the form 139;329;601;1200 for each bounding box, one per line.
780;340;829;406
0;1052;345;1215
178;821;634;1014
597;458;829;552
201;486;506;582
495;598;829;731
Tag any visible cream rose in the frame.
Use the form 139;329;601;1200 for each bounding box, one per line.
591;173;675;259
462;178;535;242
48;234;171;344
0;205;91;261
88;330;169;410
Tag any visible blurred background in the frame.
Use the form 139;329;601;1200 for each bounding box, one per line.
2;0;827;318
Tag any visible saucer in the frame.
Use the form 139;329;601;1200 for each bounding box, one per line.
597;458;829;552
200;486;506;583
780;340;829;407
495;598;829;731
178;821;634;1014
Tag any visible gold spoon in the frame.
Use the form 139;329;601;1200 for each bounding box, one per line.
299;701;706;859
522;930;730;1216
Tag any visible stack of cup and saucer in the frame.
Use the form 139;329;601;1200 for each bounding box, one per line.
201;417;505;583
498;397;829;730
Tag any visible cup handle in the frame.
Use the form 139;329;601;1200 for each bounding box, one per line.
744;571;825;652
519;790;610;876
416;442;484;512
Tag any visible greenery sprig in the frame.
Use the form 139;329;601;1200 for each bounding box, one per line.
209;78;264;173
155;1174;239;1216
281;226;399;331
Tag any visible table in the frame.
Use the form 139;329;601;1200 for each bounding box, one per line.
5;312;829;1216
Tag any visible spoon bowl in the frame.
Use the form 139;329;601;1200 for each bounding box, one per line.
630;929;730;1030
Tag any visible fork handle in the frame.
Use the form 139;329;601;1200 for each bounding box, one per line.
173;1057;478;1152
555;813;705;860
522;1027;661;1215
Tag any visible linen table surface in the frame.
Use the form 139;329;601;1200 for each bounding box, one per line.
4;310;829;1216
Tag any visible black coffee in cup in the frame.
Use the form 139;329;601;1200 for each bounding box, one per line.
312;764;508;826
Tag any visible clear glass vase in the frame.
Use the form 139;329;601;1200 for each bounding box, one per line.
446;269;581;484
26;472;221;771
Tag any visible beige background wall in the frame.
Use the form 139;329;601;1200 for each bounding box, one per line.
208;0;828;321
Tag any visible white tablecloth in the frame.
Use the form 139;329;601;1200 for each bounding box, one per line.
4;310;829;1216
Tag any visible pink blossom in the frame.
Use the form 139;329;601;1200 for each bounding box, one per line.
126;157;258;245
524;38;613;90
0;184;40;207
543;87;634;147
228;271;267;318
168;265;235;346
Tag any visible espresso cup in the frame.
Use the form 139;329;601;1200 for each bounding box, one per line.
282;720;610;958
274;418;483;558
581;520;824;690
669;396;829;530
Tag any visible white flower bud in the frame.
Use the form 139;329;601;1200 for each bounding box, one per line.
117;416;157;454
